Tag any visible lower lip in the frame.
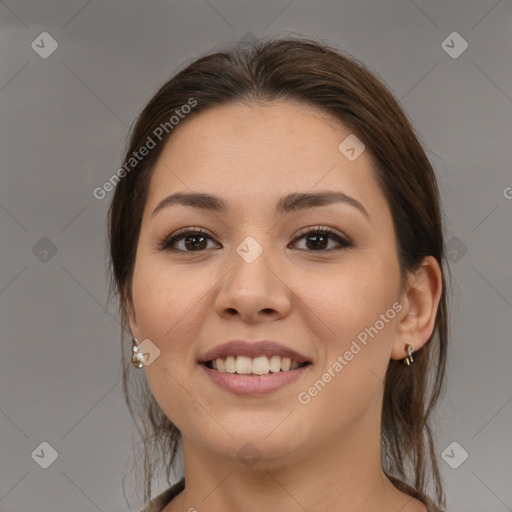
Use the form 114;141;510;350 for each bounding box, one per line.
200;364;311;395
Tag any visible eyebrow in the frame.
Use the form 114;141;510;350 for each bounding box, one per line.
151;190;370;222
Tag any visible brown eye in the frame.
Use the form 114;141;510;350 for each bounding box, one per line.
290;227;352;252
159;229;220;252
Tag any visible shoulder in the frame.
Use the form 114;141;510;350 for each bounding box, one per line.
139;477;185;512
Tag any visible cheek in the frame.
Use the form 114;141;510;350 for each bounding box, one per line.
131;256;209;343
130;260;208;429
295;273;399;428
295;256;399;337
305;262;401;403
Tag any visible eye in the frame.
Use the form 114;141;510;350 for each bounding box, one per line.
159;225;352;253
158;228;220;252
290;226;352;252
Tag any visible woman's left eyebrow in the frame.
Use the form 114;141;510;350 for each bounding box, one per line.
276;190;370;222
152;190;370;223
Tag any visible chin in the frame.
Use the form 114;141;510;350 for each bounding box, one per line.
189;415;310;467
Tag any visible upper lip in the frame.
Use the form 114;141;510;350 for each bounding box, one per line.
198;340;311;364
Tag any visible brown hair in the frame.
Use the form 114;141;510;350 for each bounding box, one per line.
109;35;451;510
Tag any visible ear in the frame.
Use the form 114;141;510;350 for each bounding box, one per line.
391;255;443;360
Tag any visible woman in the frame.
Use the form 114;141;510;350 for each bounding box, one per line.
108;36;450;512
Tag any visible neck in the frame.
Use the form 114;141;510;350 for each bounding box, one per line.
173;411;418;512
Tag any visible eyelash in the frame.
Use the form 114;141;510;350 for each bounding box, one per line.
158;226;353;253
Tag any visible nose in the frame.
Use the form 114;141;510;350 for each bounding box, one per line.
214;240;292;324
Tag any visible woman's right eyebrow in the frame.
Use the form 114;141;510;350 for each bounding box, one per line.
152;191;225;217
151;190;371;223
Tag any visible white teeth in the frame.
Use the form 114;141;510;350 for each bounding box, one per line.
210;355;306;375
269;355;281;373
225;356;236;373
280;357;291;371
252;356;270;375
235;355;252;374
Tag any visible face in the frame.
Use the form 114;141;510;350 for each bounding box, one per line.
127;100;406;467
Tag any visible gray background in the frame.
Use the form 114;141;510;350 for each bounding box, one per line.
1;1;511;511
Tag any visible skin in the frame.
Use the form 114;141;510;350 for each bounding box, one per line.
127;100;442;512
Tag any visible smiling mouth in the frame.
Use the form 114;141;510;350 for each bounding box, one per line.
203;355;311;376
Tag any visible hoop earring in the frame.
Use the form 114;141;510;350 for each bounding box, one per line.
403;344;415;366
131;338;144;369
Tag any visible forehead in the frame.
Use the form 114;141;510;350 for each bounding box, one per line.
144;100;388;222
159;100;355;170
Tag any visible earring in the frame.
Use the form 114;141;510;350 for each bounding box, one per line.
131;338;144;368
403;344;415;366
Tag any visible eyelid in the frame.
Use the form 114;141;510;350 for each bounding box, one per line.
290;225;352;251
157;226;217;251
294;225;350;243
